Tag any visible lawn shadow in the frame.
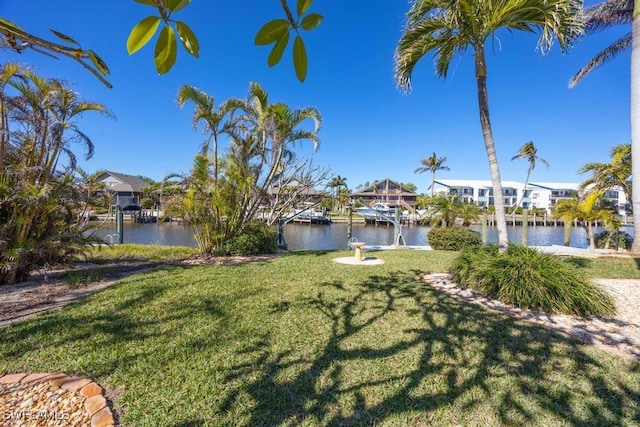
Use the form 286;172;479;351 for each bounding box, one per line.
0;264;236;378
564;257;593;268
218;269;640;426
285;250;335;257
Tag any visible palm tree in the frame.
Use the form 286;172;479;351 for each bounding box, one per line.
1;71;108;284
231;82;321;196
425;193;460;227
414;152;449;197
511;141;549;209
458;202;481;227
327;175;347;196
553;190;616;252
0;63;27;172
578;143;631;206
177;85;236;180
569;0;632;88
327;175;348;211
568;0;640;252
394;0;583;249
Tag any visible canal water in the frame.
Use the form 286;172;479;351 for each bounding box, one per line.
92;221;619;250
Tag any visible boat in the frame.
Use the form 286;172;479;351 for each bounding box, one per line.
354;203;408;223
292;208;331;224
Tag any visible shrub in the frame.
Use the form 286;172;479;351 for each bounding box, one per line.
449;245;615;317
428;226;482;251
140;198;155;209
594;230;633;250
220;221;278;256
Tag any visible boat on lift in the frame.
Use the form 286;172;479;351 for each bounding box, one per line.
354;203;408;222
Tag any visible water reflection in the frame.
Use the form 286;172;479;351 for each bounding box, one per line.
92;221;619;251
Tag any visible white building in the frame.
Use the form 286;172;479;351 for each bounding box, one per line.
430;179;628;215
431;179;532;209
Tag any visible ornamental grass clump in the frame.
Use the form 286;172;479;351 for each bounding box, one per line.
450;245;615;317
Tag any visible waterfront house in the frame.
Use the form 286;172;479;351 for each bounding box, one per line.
95;171;149;211
350;178;418;212
267;179;325;205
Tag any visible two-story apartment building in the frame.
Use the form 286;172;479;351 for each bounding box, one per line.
432;179;525;209
431;179;628;214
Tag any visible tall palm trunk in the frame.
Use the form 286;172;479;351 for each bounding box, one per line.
518;165;533;209
431;172;435;198
587;221;596;252
475;46;509;249
631;3;640;252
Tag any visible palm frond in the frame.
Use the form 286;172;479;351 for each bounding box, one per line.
569;33;631;87
583;0;633;33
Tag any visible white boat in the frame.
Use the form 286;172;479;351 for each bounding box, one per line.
292;208;331;224
354;203;407;221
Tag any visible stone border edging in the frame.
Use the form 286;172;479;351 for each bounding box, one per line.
0;372;115;427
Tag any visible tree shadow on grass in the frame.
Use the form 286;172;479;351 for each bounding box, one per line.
218;269;640;426
0;265;241;378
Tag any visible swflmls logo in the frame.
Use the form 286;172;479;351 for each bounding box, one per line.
4;410;71;420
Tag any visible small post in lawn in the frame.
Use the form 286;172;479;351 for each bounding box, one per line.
347;203;353;248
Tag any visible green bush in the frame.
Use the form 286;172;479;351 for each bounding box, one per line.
449;245;616;317
140;198;155;209
594;230;633;250
220;221;278;256
427;226;482;251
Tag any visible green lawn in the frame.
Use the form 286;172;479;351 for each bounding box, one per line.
1;249;639;426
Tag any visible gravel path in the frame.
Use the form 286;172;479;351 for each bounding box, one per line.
423;273;640;361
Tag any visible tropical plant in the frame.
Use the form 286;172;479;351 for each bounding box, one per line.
171;82;328;255
0;66;109;285
594;228;634;250
326;175;348;211
568;0;640;252
553;190;617;251
177;85;237;180
423;193;460;227
578;143;631;203
401;182;418;193
450;245;615;317
457;202;481;226
427;227;481;251
569;0;633;88
395;0;583;249
220;220;278;255
1;1;325;84
414;152;449;197
511;141;549;209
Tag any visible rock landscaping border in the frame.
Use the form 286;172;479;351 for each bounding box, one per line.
0;373;114;427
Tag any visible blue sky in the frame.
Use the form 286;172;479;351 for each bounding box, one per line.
2;0;631;193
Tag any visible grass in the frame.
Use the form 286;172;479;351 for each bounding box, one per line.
82;243;197;263
1;248;639;426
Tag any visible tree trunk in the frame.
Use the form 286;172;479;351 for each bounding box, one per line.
587;222;595;253
517;166;532;209
431;172;435;198
631;7;640;252
475;46;508;249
